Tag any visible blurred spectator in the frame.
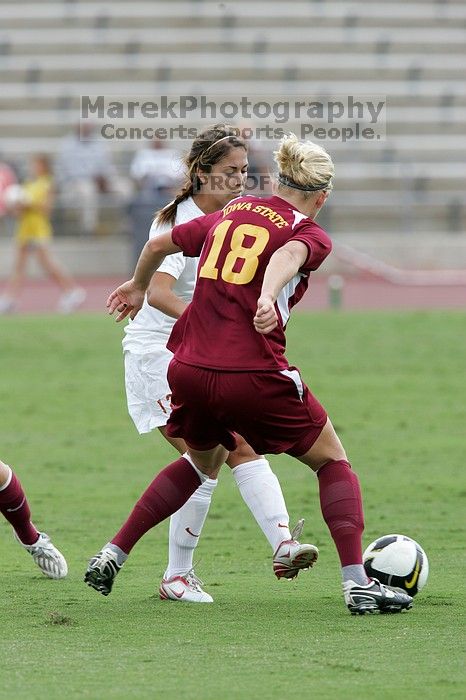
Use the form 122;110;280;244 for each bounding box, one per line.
0;154;86;315
127;184;169;267
130;137;182;192
54;122;118;236
0;159;18;217
127;138;183;264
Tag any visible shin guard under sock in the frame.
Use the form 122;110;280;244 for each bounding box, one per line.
111;457;202;554
317;459;365;567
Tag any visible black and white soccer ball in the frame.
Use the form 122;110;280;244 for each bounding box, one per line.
363;534;429;596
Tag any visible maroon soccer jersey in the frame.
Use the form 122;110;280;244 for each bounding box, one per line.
168;195;332;370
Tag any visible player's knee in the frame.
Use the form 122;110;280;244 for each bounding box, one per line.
311;448;347;471
226;436;261;468
299;446;347;472
299;418;348;471
193;462;220;478
211;466;222;479
187;445;227;476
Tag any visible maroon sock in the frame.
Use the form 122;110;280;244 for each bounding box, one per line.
317;459;365;567
0;470;39;545
112;457;202;554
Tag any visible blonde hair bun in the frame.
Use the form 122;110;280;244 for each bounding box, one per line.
274;133;334;191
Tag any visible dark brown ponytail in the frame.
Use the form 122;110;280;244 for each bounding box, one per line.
155;124;247;227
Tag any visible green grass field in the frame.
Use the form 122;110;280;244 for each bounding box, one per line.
0;311;465;700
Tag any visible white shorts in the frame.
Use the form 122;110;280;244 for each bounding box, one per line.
124;348;173;434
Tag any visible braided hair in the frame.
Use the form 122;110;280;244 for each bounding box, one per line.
155;124;247;227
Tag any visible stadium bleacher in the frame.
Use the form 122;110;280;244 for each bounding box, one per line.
0;0;464;270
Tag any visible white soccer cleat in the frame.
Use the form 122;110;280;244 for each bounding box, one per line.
159;569;213;603
343;578;413;615
16;531;68;579
273;519;319;580
58;287;86;314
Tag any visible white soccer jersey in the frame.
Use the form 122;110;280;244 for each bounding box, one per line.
122;196;204;353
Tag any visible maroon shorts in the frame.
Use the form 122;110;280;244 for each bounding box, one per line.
166;359;327;457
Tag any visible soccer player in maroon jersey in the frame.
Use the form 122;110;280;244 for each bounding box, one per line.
86;134;412;614
0;458;67;578
120;125;318;602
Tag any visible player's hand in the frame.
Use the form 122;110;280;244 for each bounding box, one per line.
254;295;278;334
106;280;145;322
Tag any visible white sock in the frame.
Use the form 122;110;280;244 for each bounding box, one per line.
0;464;13;490
105;542;128;567
231;458;291;552
164;477;217;579
342;564;370;586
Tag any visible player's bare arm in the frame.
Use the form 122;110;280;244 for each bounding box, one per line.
146;272;189;319
107;231;181;321
254;240;309;334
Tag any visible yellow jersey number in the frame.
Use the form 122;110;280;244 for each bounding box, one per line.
198;220;270;285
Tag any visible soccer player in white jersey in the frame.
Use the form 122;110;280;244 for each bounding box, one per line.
114;125;317;602
0;457;67;579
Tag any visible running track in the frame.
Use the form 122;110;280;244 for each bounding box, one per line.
1;275;464;314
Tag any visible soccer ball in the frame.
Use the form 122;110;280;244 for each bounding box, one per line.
3;184;30;209
363;534;429;596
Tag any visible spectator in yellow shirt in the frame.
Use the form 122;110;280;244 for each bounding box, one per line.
0;155;86;314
